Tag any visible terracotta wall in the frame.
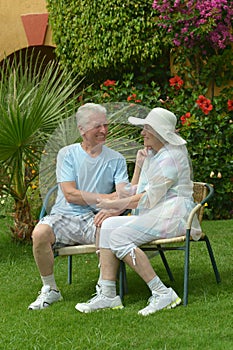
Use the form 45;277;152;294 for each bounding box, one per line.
0;0;54;62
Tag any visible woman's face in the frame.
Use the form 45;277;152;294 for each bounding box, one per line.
141;124;164;151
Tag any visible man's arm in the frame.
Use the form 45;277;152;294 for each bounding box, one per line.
96;192;145;212
60;181;117;206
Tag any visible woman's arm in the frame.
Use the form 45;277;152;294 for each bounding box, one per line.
131;148;150;185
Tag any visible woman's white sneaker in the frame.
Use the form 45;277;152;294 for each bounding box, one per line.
28;285;63;310
138;288;181;316
75;286;124;313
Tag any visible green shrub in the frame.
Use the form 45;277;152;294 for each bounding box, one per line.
46;0;163;84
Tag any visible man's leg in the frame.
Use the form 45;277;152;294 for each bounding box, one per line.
28;224;62;310
32;224;55;277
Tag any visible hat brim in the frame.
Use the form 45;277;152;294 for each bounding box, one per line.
128;116;146;126
128;116;186;146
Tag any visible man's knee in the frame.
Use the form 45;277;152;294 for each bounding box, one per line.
32;224;55;246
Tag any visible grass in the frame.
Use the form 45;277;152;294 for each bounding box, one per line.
0;218;232;350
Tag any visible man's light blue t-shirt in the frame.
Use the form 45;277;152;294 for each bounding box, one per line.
51;143;128;216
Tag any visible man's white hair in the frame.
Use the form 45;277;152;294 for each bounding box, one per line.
76;103;107;129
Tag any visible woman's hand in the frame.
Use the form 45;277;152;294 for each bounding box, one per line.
94;208;124;227
136;148;149;168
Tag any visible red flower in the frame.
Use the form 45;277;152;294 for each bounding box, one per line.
196;95;206;106
227;99;233;111
169;75;184;90
180;112;191;125
103;80;116;87
196;95;213;115
127;93;137;101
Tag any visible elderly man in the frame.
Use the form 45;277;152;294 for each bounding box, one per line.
29;103;129;310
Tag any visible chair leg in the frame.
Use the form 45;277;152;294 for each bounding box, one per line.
183;231;191;306
204;236;221;283
119;260;128;301
157;246;175;282
68;255;72;284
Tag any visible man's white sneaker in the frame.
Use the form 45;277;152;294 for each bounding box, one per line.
138;287;181;316
28;285;63;310
75;286;124;313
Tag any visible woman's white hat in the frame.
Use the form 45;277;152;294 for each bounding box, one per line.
128;107;186;146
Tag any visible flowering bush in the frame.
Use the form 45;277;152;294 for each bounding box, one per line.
152;0;233;101
161;75;233;219
83;74;161;107
152;0;233;50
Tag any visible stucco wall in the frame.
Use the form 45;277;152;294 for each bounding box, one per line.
0;0;54;62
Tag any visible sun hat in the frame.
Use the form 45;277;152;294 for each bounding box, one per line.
128;107;186;146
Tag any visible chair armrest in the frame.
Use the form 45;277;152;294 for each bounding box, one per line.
39;184;58;220
201;183;214;205
186;183;214;230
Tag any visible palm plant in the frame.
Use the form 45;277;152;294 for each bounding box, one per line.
0;51;82;241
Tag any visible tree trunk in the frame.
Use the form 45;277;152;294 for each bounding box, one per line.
10;197;35;242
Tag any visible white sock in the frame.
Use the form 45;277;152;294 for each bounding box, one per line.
147;275;169;295
97;269;102;286
100;280;116;298
41;274;58;291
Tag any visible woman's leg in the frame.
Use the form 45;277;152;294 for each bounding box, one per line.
123;247;156;283
100;248;119;281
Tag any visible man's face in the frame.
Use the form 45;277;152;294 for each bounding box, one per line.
81;113;108;146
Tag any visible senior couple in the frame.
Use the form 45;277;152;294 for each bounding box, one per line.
29;103;201;316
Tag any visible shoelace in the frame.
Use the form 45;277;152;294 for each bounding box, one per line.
147;293;159;305
36;290;49;302
87;284;102;304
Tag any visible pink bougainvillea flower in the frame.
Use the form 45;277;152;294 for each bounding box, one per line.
196;95;213;115
227;99;233;111
103;80;116;87
169;75;184;90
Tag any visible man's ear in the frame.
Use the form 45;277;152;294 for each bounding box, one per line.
78;125;85;136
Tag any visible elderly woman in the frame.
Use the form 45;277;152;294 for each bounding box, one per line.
75;107;201;316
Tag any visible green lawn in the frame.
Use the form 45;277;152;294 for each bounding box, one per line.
0;219;232;350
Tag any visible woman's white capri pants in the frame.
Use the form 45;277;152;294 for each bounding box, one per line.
99;215;154;260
